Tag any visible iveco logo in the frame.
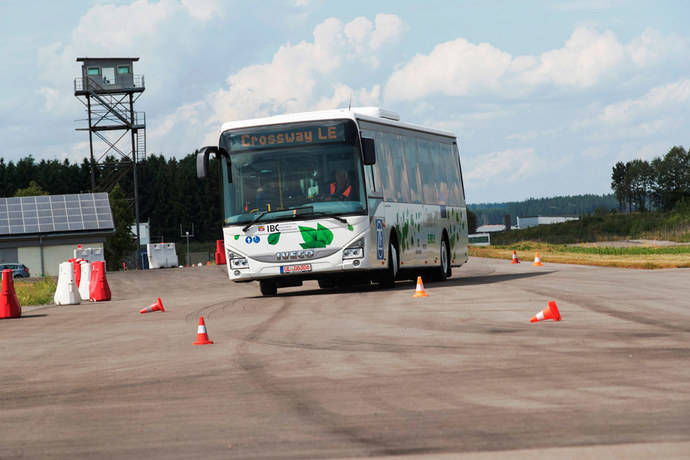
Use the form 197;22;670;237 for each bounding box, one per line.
275;250;315;261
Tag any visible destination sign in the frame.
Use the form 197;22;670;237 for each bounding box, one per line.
225;122;347;152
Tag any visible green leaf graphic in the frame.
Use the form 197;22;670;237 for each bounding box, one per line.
234;235;240;240
316;223;333;245
347;224;354;231
267;233;280;245
300;240;327;249
299;226;317;244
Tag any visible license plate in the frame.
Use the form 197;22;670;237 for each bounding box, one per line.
280;264;312;274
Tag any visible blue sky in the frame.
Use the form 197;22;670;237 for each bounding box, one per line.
1;0;689;203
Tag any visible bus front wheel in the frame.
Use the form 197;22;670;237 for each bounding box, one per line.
259;280;277;296
380;242;399;288
431;235;451;282
438;237;451;281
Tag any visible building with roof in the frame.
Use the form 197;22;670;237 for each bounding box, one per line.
516;216;579;229
476;224;507;233
0;193;115;277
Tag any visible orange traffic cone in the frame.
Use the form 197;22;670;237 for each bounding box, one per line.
511;250;520;264
193;316;214;345
140;297;165;314
530;301;561;323
413;276;428;297
532;252;543;267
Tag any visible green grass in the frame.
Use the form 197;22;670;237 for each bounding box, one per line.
12;277;57;306
470;242;690;269
491;208;690;245
501;241;690;256
560;245;690;256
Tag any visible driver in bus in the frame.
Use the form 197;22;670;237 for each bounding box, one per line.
329;169;353;200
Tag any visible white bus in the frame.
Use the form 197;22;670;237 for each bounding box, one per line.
197;107;468;296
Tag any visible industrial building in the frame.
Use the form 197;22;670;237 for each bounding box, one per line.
0;193;114;277
516;216;579;229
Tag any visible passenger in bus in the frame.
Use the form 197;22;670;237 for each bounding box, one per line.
256;177;278;211
329;169;354;200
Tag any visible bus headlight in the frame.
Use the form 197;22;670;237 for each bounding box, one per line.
228;250;249;269
343;238;364;259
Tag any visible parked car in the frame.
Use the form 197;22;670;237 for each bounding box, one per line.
0;263;30;278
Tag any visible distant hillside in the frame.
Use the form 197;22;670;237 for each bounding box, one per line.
490;206;690;245
469;194;617;226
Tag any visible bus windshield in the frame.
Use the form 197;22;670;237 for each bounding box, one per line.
220;143;366;225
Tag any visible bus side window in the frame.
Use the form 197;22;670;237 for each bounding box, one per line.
431;142;448;205
378;132;396;201
443;143;462;205
401;135;419;203
453;144;466;202
364;165;376;194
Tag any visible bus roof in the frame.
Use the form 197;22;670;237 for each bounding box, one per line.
218;107;457;140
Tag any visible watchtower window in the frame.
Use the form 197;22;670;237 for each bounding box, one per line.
117;65;130;74
87;67;100;76
102;67;115;85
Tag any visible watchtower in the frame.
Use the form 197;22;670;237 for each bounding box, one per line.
74;57;146;267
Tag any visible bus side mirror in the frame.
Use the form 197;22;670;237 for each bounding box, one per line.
361;137;376;165
196;146;231;182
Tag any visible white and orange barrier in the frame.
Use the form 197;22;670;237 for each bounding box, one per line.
1;269;22;319
147;243;179;269
78;262;92;301
54;262;81;305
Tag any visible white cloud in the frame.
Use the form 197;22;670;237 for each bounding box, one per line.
137;14;397;155
555;0;623;11
148;100;212;151
315;84;381;110
599;79;690;124
370;14;405;50
71;0;178;49
207;15;401;125
464;148;539;185
385;38;512;101
344;14;404;68
519;28;625;88
180;0;223;20
625;28;682;67
385;26;686;102
37;87;60;112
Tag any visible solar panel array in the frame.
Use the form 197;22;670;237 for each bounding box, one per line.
0;193;114;236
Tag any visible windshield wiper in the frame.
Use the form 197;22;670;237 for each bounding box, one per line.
296;210;348;224
241;207;348;232
242;210;270;232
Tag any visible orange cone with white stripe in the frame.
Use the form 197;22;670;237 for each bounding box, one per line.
413;276;428;298
511;250;520;264
140;297;165;314
193;316;214;345
530;301;561;323
532;252;543;266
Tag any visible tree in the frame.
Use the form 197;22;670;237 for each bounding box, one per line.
104;184;136;271
611;162;628;212
652;146;690;211
14;180;48;197
625;159;654;212
467;209;477;234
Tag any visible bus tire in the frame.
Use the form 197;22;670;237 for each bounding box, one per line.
259;280;277;296
437;235;451;281
380;240;399;288
318;278;335;289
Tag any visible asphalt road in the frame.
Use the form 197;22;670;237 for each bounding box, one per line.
1;258;689;459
